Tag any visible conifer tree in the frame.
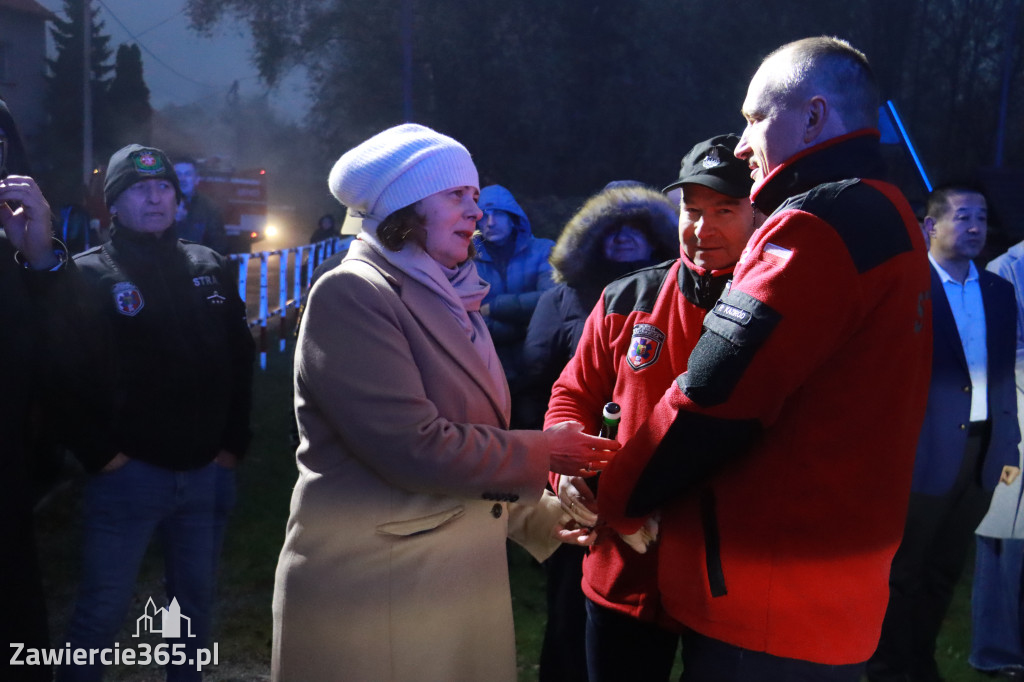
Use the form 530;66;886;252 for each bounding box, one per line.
107;44;153;150
41;0;114;204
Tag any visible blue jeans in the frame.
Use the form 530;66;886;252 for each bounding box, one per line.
970;536;1024;672
59;459;235;682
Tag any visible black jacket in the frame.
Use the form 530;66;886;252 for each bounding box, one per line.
1;98;57;676
61;225;254;472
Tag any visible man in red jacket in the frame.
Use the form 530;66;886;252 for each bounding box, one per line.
545;134;755;681
596;36;933;681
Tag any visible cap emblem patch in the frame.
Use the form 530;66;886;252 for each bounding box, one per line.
627;324;666;371
701;147;723;169
112;281;145;316
131;149;165;174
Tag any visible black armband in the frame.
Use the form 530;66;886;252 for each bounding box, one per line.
683;289;781;407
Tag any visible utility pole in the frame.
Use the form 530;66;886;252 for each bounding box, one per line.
401;0;413;121
83;0;93;189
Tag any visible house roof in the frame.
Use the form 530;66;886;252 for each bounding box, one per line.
0;0;57;20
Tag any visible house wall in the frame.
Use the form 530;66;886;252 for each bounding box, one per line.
0;6;50;160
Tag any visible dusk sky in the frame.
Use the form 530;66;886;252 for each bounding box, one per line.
36;0;310;120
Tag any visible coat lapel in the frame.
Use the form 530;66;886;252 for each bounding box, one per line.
980;270;1009;383
399;280;511;427
348;244;510;427
931;264;969;373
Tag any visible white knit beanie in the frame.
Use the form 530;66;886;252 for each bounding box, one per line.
329;123;479;235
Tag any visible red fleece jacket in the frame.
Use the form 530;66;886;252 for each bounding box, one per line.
597;132;933;664
546;255;732;628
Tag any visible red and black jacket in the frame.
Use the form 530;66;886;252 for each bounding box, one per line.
598;130;933;665
546;254;732;627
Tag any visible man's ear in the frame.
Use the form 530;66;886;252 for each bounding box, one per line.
923;216;936;235
804;96;828;142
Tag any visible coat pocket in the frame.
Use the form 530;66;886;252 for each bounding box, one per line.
375;505;466;537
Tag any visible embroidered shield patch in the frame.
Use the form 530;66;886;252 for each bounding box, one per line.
627;323;666;370
112;281;144;316
132;149;165;174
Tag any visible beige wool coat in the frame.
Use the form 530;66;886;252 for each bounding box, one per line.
272;240;565;682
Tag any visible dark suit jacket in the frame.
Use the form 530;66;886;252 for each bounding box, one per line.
912;263;1019;494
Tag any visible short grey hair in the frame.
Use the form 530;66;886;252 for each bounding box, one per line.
763;36;880;130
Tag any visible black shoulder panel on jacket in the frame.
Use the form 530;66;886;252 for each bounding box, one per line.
779;179;912;274
602;261;674;316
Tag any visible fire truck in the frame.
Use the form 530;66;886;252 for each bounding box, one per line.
195;165;269;253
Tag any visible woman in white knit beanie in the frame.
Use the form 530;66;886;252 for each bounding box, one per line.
272;123;618;682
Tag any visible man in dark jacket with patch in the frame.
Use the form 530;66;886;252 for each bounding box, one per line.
597;37;932;681
56;144;254;682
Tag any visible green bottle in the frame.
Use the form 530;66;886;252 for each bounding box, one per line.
598;402;621;440
591;402;620;494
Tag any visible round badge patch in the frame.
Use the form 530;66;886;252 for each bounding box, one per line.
112;281;145;316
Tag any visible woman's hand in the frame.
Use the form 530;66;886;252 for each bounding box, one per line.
544;420;619;476
554;520;599;547
558;474;598;529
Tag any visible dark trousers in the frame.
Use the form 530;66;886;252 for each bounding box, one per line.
585;598;679;682
540;544;589;682
680;631;866;682
867;427;993;682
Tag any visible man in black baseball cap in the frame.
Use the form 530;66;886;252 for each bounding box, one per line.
546;134;754;682
664;133;757;274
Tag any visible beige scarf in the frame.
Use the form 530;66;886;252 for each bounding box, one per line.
358;232;510;415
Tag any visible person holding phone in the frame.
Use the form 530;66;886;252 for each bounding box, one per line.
1;97;66;682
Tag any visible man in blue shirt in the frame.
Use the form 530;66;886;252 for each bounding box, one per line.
869;186;1021;682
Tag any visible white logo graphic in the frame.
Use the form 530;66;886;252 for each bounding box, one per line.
11;597;217;670
701;147;723;169
134;597;196;639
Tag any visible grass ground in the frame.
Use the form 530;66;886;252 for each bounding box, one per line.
34;338;998;681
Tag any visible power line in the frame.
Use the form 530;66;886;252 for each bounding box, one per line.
135;9;185;39
93;0;224;90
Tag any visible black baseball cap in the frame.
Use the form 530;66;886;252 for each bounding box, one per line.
663;134;752;199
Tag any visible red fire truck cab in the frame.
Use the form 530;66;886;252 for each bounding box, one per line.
196;166;268;253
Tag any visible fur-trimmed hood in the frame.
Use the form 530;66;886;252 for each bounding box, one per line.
550;185;679;289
